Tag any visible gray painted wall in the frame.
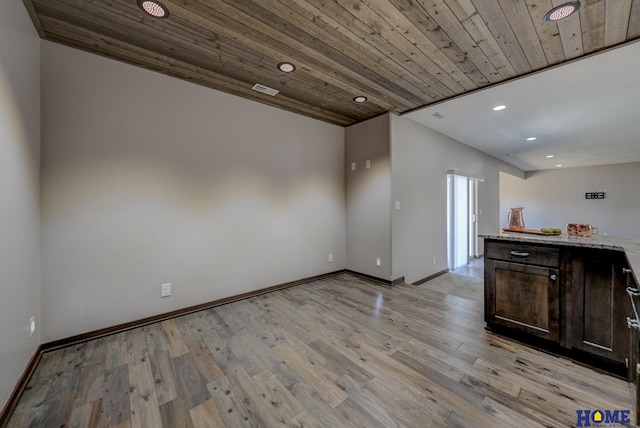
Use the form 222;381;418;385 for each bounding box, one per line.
345;115;393;281
0;1;41;409
500;163;640;237
40;42;346;342
391;115;524;284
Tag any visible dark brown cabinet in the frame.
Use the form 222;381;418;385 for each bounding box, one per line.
626;272;640;424
485;242;560;342
484;240;634;370
566;249;631;364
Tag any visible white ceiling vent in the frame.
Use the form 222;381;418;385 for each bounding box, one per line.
432;112;444;119
251;83;279;96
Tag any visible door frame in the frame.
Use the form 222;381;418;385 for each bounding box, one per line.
447;170;484;270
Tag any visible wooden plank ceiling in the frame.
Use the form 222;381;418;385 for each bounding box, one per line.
24;0;640;126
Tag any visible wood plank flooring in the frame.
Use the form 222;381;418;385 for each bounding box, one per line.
6;270;633;427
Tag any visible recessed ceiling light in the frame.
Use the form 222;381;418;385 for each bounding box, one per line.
353;96;368;103
137;0;169;18
546;155;554;158
555;164;563;167
505;153;513;157
544;1;580;22
493;105;506;111
277;62;296;73
526;137;537;141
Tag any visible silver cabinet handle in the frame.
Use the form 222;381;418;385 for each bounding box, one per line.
510;251;530;257
627;287;640;296
623;267;632;274
550;274;557;281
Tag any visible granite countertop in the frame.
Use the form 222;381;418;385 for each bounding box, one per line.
480;232;640;285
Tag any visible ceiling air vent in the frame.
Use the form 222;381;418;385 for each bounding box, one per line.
251;83;279;96
432;112;444;119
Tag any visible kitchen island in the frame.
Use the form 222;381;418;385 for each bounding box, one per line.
481;232;639;366
481;232;640;421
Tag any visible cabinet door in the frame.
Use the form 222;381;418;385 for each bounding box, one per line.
485;260;560;342
568;250;631;363
627;274;640;425
630;325;639;426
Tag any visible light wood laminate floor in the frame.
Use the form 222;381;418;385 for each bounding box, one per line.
7;271;632;427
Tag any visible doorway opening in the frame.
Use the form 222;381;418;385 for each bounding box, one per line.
447;171;483;271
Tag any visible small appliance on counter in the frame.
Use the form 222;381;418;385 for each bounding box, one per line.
567;223;599;237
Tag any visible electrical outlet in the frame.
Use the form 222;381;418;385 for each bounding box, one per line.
376;258;382;268
161;283;172;298
328;253;334;263
28;316;36;338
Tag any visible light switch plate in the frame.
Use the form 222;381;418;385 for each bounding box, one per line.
366;160;371;168
351;162;356;171
395;201;400;210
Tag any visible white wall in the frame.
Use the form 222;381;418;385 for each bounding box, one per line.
500;163;640;237
0;2;41;410
40;42;346;342
391;115;524;283
345;115;393;281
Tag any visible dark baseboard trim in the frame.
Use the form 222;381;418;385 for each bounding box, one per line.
412;269;450;285
0;345;42;428
391;276;405;286
345;270;404;286
41;269;345;353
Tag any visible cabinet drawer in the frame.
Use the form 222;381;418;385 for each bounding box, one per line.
485;241;560;267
